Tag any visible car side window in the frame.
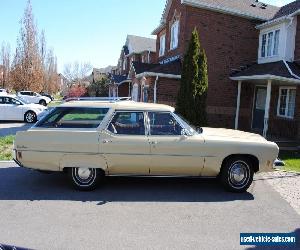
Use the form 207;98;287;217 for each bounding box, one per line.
3;97;14;104
36;107;109;128
148;112;182;136
107;112;145;135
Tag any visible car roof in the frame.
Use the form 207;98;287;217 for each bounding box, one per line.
0;94;16;97
59;100;175;112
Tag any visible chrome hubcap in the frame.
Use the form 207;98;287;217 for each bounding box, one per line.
77;168;92;180
229;161;249;187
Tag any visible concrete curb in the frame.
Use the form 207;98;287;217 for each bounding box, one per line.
0;160;14;163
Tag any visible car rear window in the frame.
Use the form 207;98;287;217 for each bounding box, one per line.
36;107;109;128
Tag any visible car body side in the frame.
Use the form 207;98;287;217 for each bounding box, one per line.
13;104;279;177
0;95;47;121
17;91;51;104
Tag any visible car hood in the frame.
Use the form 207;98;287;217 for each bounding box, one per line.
201;127;267;142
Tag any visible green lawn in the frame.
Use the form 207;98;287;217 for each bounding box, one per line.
48;101;62;107
0;135;15;160
279;151;300;173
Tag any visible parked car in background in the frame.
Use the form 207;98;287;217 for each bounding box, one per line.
40;92;54;101
13;100;279;192
0;94;47;123
17;91;51;106
0;89;7;95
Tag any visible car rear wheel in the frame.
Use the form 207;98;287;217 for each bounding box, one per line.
68;167;103;191
220;157;254;193
39;99;47;106
24;111;37;123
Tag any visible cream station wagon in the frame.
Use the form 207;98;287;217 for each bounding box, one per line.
13;99;279;192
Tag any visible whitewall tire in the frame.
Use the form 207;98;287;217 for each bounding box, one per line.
68;167;103;191
220;157;254;193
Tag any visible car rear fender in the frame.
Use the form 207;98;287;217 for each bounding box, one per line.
59;154;108;172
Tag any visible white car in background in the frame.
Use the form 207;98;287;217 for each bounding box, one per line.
17;91;51;106
0;95;47;123
0;89;7;95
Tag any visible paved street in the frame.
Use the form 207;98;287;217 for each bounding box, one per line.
0;162;299;250
0;122;32;136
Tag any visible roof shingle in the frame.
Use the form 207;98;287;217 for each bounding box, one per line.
132;59;181;76
126;35;156;54
272;0;300;19
231;61;300;80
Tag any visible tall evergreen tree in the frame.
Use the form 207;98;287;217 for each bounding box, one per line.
176;28;208;127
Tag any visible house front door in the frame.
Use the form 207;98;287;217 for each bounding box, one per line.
252;86;267;132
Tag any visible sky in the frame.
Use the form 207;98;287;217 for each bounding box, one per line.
0;0;296;73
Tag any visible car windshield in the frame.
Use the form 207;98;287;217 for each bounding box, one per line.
173;112;199;135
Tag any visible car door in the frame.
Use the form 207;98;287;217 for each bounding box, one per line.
147;112;205;176
19;92;30;103
100;111;151;175
0;97;6;120
3;97;24;121
31;92;39;103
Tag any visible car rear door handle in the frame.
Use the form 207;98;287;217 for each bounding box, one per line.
102;139;112;144
150;141;158;145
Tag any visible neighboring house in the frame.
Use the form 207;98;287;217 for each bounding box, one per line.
92;66;116;83
108;35;156;97
130;0;280;118
132;0;300;140
58;73;69;96
231;0;300;141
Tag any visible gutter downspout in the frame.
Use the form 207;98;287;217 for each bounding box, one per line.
283;60;300;80
148;49;151;63
154;75;159;103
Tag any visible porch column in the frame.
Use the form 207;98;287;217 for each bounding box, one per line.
263;80;272;138
235;81;242;130
116;85;119;98
108;86;111;97
154;75;159;103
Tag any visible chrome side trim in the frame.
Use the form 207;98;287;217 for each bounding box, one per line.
16;150;216;158
107;174;217;178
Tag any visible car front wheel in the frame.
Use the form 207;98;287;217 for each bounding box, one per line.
24;111;37;123
68;167;103;191
220;157;254;193
39;99;47;106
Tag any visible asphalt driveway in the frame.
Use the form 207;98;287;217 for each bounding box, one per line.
0;162;299;250
0;122;32;136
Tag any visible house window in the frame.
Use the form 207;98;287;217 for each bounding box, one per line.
261;30;280;58
277;87;296;118
170;20;179;50
159;34;166;56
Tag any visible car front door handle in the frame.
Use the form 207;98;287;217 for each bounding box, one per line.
151;141;158;145
102;139;112;144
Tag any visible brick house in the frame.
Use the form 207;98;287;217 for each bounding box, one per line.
129;0;279;114
230;0;300;141
127;0;300;142
108;35;156;98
